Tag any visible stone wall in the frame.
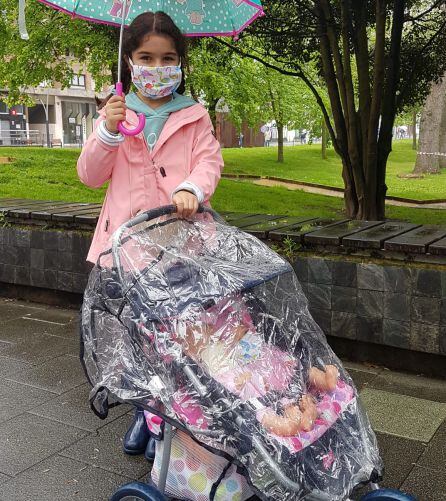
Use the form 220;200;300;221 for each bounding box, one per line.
0;226;92;294
294;255;446;357
1;222;445;361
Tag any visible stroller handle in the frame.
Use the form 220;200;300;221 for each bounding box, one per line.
111;204;219;282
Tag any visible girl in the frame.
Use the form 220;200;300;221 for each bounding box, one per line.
77;11;223;456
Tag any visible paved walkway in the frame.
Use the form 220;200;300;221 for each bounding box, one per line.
253;178;446;209
0;298;445;501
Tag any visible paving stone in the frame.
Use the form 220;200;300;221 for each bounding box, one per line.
411;296;441;325
0;379;55;424
0;299;46;322
357;264;384;291
29;383;131;432
410;322;439;354
360;388;446;442
331;311;357;339
0;473;10;485
351;433;425;500
0;455;130;501
307;257;332;284
418;419;446;474
412;268;442;298
343;361;383;375
332;286;356;313
0;413;88;476
61;413;151;479
383;266;411;293
306;283;331;310
357;290;384;317
346;368;378;391
22;306;79;326
0;355;32;378
6;354;86;395
0;331;78;365
382;319;410;350
370;371;446;403
0;315;70;343
383;293;410;322
332;261;357;287
400;465;446;501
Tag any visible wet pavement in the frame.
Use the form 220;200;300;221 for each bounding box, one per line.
0;298;445;501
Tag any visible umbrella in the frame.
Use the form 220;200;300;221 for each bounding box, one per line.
19;0;264;134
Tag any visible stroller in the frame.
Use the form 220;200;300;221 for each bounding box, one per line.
80;205;416;501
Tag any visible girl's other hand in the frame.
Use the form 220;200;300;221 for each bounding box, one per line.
173;190;199;218
105;95;127;133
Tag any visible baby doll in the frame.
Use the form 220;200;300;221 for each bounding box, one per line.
179;297;339;437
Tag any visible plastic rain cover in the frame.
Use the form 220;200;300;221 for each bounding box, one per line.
80;207;383;500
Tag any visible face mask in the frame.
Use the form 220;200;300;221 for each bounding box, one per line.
128;58;182;100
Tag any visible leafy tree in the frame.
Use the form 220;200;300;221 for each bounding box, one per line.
236;0;446;219
0;0;116;105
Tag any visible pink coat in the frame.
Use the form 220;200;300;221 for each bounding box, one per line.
77;104;224;263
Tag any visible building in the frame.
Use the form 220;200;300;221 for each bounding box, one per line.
0;64;107;147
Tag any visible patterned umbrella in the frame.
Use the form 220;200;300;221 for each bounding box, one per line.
32;0;264;37
19;0;264;134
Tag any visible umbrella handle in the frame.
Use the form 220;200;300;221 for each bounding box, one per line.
115;82;146;136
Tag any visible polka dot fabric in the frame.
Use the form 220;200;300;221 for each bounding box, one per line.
150;429;253;500
38;0;264;36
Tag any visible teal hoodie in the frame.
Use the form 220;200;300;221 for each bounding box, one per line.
126;92;196;150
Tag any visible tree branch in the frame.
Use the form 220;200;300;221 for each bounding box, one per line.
212;36;341;154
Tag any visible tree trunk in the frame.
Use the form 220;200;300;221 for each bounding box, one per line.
208;98;219;131
277;123;284;163
412;110;417;150
438;82;446;168
321;118;327;159
413;77;446;174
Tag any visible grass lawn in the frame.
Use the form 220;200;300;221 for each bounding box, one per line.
0;146;445;225
223;140;446;201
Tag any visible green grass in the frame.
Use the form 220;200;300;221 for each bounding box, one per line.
0;146;445;225
223;140;446;201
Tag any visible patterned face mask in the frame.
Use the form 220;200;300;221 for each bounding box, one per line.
128;58;182;100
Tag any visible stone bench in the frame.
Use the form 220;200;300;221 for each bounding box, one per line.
0;199;445;376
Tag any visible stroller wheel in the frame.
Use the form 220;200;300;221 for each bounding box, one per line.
360;488;417;501
110;481;166;501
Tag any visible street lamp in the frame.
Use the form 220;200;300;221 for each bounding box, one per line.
37;89;51;148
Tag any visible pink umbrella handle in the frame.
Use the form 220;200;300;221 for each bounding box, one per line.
115;82;145;136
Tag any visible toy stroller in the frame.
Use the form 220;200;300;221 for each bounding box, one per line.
80;205;417;501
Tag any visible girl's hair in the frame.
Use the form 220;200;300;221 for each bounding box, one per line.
97;12;187;109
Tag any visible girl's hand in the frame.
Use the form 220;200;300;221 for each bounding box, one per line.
105;95;127;133
173;190;199;218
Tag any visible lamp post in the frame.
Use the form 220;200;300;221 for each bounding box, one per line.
38;88;51;148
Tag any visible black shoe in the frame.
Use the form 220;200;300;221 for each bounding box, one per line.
144;436;156;461
123;408;150;455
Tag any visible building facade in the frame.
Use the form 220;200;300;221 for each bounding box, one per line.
0;66;107;147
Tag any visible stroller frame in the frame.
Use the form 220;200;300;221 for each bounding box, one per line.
88;205;415;501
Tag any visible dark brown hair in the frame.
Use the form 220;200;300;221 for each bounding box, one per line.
97;11;187;109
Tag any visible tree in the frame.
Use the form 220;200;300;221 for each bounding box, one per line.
413;76;446;173
236;0;446;219
0;0;117;105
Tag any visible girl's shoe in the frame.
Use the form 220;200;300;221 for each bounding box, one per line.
144;437;156;461
123;408;150;455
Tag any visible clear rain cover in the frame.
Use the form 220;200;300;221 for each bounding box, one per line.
80;210;383;500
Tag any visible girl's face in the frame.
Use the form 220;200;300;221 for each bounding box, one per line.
131;33;180;67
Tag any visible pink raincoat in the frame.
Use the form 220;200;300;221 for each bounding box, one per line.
77;104;224;263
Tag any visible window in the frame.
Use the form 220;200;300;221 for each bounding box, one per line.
70;74;86;89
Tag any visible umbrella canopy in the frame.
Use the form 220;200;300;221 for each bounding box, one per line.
36;0;264;37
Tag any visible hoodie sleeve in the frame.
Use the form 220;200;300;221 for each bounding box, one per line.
77;110;124;189
180;111;224;203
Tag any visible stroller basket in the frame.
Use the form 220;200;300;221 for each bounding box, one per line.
81;205;383;500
